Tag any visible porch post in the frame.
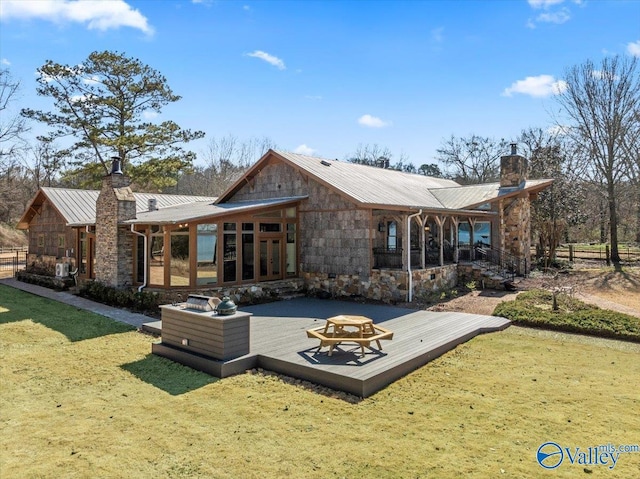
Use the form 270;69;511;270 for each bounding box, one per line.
498;199;505;254
434;216;445;266
420;214;429;269
451;217;460;263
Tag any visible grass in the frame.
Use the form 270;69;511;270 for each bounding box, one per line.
2;288;640;478
493;289;640;342
0;285;133;341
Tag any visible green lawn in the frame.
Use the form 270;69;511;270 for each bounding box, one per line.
1;285;639;478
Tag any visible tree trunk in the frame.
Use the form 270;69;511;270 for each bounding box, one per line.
607;181;620;264
599;197;607;244
636;187;640;243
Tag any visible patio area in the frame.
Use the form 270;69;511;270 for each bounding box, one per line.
150;298;510;397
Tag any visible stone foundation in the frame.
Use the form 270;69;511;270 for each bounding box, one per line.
151;278;305;306
303;265;458;303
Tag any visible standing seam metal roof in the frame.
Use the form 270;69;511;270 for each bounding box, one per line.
39;187;217;226
272;151;460;209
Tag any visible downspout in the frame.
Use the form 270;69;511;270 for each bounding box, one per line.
407;209;422;303
130;225;147;292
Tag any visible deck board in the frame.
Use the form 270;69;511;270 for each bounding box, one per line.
151;299;510;397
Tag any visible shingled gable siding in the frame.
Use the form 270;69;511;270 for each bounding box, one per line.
26;200;75;268
228;161;372;278
95;174;137;288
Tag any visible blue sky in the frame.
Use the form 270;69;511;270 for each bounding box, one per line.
1;0;639;167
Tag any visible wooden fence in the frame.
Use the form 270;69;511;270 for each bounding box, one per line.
534;244;640;264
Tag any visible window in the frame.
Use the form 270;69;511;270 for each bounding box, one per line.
150;230;165;286
57;234;66;258
223;222;237;282
387;221;397;250
37;234;44;248
170;227;190;286
196;223;217;285
242;223;254;281
286;223;296;276
259;223;281;233
458;221;491;247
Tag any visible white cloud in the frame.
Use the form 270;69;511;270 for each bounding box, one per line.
628;40;640;58
294;144;316;156
358;114;391;128
246;50;286;70
528;0;565;9
0;0;154;35
502;75;567;97
143;110;159;120
535;8;571;24
1;58;10;66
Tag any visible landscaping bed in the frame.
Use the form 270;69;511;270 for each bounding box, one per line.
493;289;640;342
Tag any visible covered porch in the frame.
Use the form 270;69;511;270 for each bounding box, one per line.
372;209;497;271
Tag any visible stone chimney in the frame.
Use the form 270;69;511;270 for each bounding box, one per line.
94;157;137;288
498;144;531;275
500;143;528;188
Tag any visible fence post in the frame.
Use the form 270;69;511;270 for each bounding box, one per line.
605;244;610;266
568;244;574;262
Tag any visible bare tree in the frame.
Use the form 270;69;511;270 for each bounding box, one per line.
347;143;410;170
435;135;507;184
0;68;29;163
0;68;32;224
555;55;640;264
519;127;587;266
22;139;65;189
175;135;276;196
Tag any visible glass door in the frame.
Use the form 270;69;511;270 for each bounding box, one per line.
259;238;282;281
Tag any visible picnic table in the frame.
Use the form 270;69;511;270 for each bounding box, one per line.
306;314;393;357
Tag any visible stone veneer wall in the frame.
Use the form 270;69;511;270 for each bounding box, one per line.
95;174;137;288
502;195;531;274
500;153;531;274
304;264;458;303
230;162;372;278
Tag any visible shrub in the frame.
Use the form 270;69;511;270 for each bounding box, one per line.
79;281;159;314
493;289;640;342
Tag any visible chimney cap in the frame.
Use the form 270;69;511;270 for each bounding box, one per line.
510;143;518;155
111;156;123;175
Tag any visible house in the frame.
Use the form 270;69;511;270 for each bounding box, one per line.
17;146;552;302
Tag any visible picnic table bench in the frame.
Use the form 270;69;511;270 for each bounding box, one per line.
306;315;393;357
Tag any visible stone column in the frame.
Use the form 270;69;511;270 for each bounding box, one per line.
500;144;530;274
95;162;137;288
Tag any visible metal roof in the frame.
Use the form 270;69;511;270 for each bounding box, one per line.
271;151;460;209
126;196;307;225
38;187;217;226
430;179;554;210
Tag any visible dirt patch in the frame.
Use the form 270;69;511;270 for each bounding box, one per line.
424;266;640;318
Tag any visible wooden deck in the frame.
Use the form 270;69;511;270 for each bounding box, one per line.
151;299;510;398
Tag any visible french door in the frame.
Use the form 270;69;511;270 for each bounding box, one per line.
259;238;282;281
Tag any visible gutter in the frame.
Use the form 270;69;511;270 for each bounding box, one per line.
130;225;147;292
407;209;422;303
